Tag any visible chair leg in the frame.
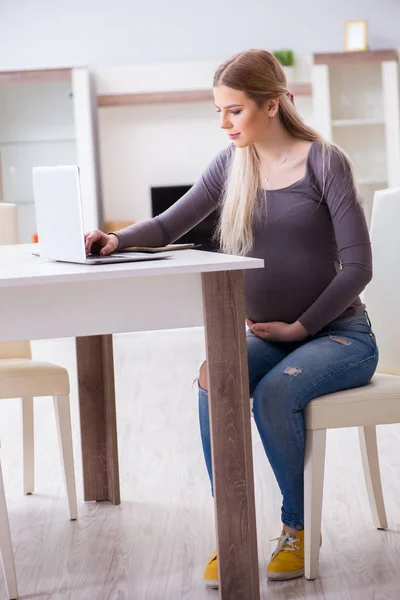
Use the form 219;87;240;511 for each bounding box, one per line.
0;456;18;599
358;425;388;529
304;428;327;580
21;397;34;495
53;395;78;521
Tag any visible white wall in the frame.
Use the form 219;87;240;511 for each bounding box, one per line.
0;0;399;68
98;95;313;222
99;102;225;222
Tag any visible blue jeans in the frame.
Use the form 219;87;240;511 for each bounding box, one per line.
198;312;379;530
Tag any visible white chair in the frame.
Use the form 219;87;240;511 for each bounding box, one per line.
304;188;400;580
0;204;77;600
0;204;19;246
0;442;18;599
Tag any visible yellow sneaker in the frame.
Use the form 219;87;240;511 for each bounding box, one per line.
204;549;218;589
267;530;305;581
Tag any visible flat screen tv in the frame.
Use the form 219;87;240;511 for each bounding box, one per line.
151;184;219;251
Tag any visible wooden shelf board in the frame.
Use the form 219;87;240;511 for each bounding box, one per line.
0;138;75;145
289;83;313;97
314;49;398;66
332;118;384;127
98;89;213;107
97;83;312;107
358;179;387;186
0;68;72;83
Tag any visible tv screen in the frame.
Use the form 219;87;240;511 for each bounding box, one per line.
151;184;219;251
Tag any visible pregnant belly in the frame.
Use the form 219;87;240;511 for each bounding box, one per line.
243;266;336;324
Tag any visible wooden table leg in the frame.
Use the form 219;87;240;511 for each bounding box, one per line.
76;334;120;504
201;271;260;600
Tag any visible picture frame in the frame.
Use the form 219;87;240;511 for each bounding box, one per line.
345;19;368;52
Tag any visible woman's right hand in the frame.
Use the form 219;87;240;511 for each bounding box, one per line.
84;230;119;255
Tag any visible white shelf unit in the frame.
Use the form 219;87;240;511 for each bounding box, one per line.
312;50;400;226
0;67;102;242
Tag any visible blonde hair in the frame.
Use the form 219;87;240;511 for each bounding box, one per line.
213;49;360;255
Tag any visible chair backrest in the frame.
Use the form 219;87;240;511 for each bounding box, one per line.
0;204;32;359
0;203;19;245
363;188;400;375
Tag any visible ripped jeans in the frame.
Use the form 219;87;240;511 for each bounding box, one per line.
198;311;379;530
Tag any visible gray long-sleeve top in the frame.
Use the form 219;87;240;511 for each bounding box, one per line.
114;141;372;335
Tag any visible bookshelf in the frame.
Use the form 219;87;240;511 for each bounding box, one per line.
312;50;400;225
0;67;102;242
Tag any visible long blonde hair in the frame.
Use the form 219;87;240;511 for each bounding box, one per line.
213;49;359;255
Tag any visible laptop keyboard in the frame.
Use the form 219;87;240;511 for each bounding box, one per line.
87;253;126;260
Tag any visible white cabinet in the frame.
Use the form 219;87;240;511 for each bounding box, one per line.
312;50;400;225
0;67;102;242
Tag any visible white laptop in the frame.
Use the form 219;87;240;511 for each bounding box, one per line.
32;165;166;265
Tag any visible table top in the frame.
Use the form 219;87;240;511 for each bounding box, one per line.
0;244;264;288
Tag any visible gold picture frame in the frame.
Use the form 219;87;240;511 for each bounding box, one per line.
345;20;368;52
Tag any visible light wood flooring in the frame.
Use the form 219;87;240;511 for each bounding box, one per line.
0;327;399;599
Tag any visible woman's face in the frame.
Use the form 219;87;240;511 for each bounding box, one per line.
213;85;278;148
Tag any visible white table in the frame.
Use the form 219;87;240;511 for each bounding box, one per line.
0;244;264;600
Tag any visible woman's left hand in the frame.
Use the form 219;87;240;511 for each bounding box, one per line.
246;319;308;342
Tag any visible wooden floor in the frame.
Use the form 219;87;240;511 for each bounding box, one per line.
0;327;399;599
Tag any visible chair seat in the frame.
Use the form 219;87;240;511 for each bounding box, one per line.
0;358;69;399
305;373;400;430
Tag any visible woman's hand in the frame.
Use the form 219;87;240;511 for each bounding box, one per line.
246;319;308;342
84;230;119;255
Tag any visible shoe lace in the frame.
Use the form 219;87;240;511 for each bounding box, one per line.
270;533;300;560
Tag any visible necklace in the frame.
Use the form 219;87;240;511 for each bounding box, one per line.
263;155;288;183
261;143;294;185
